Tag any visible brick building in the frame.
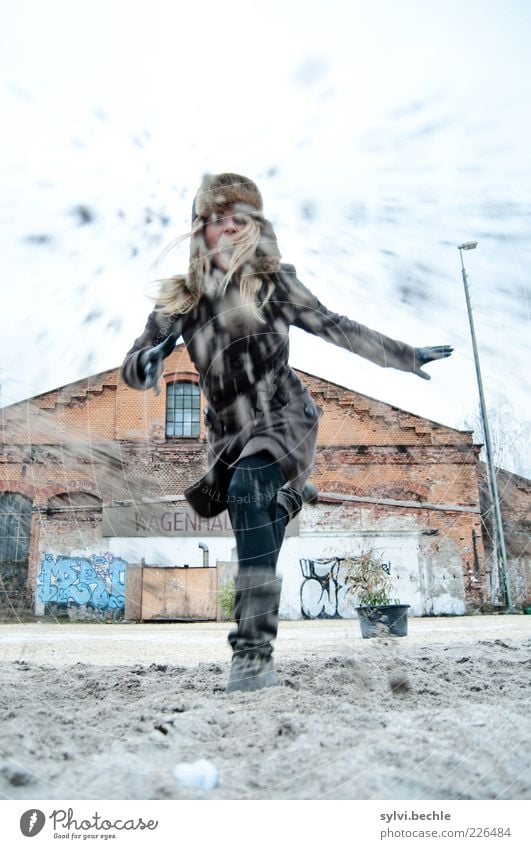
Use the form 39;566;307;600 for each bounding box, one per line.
477;464;531;611
1;344;528;620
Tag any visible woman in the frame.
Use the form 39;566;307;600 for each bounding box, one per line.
121;173;453;692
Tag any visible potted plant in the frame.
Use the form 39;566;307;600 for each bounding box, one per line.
341;546;410;638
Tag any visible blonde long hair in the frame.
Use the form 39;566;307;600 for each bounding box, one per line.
154;213;278;323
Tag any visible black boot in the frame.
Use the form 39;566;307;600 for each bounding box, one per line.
226;568;283;693
276;481;319;524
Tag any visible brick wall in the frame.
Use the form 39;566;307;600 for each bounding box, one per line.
2;343;527;614
477;464;531;607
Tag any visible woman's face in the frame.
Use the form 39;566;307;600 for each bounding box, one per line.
204;206;246;272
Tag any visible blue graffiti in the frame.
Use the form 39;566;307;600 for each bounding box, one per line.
37;552;127;610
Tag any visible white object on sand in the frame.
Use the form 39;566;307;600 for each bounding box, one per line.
174;759;219;790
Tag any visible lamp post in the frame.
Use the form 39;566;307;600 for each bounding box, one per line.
457;241;512;610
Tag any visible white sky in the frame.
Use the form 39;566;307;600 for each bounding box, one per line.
1;0;530;469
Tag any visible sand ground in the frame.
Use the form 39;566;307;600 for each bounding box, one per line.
1;615;530;800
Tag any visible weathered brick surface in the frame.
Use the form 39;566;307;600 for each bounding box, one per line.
115;347;207;442
1;344;528;611
477;464;530;607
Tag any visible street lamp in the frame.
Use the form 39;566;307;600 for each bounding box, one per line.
457;241;512;610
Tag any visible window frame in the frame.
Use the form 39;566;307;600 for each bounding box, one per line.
165;380;201;439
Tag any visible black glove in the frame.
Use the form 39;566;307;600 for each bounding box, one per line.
413;345;454;380
139;334;178;394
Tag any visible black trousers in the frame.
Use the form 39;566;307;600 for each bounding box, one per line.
227;451;288;570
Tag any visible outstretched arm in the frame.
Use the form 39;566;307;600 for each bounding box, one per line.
120;311;182;391
278;266;453;379
413;345;454;380
140;333;179;394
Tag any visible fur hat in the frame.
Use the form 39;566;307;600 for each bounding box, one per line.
192;173;263;221
189;172;281;282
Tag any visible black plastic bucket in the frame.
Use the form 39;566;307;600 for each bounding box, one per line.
356;604;410;638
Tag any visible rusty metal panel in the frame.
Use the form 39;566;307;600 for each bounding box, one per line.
124;564;143;621
141;566;217;621
180;568;217;620
141;567;169;620
161;569;189;619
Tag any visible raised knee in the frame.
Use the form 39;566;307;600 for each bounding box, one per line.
227;472;259;504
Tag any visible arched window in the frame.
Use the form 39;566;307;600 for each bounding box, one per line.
166;381;200;438
47;492;103;515
0;492;33;602
47;492;102;509
0;492;33;566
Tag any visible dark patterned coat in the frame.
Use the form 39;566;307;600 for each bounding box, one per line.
121;264;418;516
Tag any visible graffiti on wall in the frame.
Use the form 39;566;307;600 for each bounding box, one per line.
300;558;347;619
299;556;393;619
37;552;127;610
